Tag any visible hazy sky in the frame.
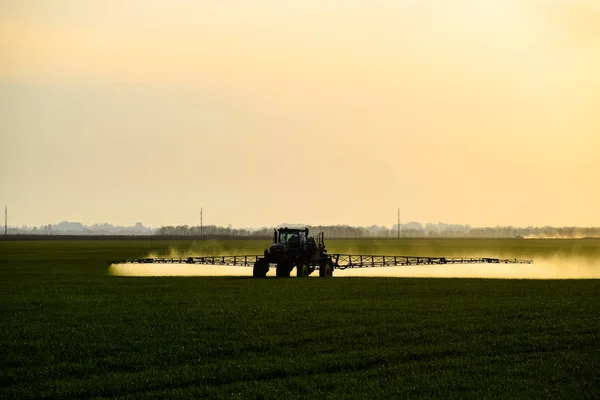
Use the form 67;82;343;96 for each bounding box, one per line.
1;0;599;228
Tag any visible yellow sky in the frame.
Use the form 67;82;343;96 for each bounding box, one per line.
1;1;599;228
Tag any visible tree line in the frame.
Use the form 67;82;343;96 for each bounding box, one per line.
155;224;600;238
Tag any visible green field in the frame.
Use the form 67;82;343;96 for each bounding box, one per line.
1;239;599;398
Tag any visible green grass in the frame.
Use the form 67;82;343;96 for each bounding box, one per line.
1;239;599;399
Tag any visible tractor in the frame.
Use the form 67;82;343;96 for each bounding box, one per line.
252;227;334;278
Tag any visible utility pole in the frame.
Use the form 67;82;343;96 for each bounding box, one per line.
4;206;7;236
200;207;203;237
397;208;400;239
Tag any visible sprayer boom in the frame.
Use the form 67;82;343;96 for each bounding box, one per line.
116;254;532;268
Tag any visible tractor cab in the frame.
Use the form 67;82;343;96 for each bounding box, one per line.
269;227;323;257
267;228;305;264
274;228;308;247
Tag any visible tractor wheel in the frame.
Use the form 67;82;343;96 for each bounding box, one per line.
296;263;309;278
253;259;269;278
319;258;334;278
276;263;291;277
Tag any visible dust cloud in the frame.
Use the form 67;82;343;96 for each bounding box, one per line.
142;242;268;260
334;257;599;279
108;263;253;277
522;235;591;239
109;256;599;279
145;246;229;260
